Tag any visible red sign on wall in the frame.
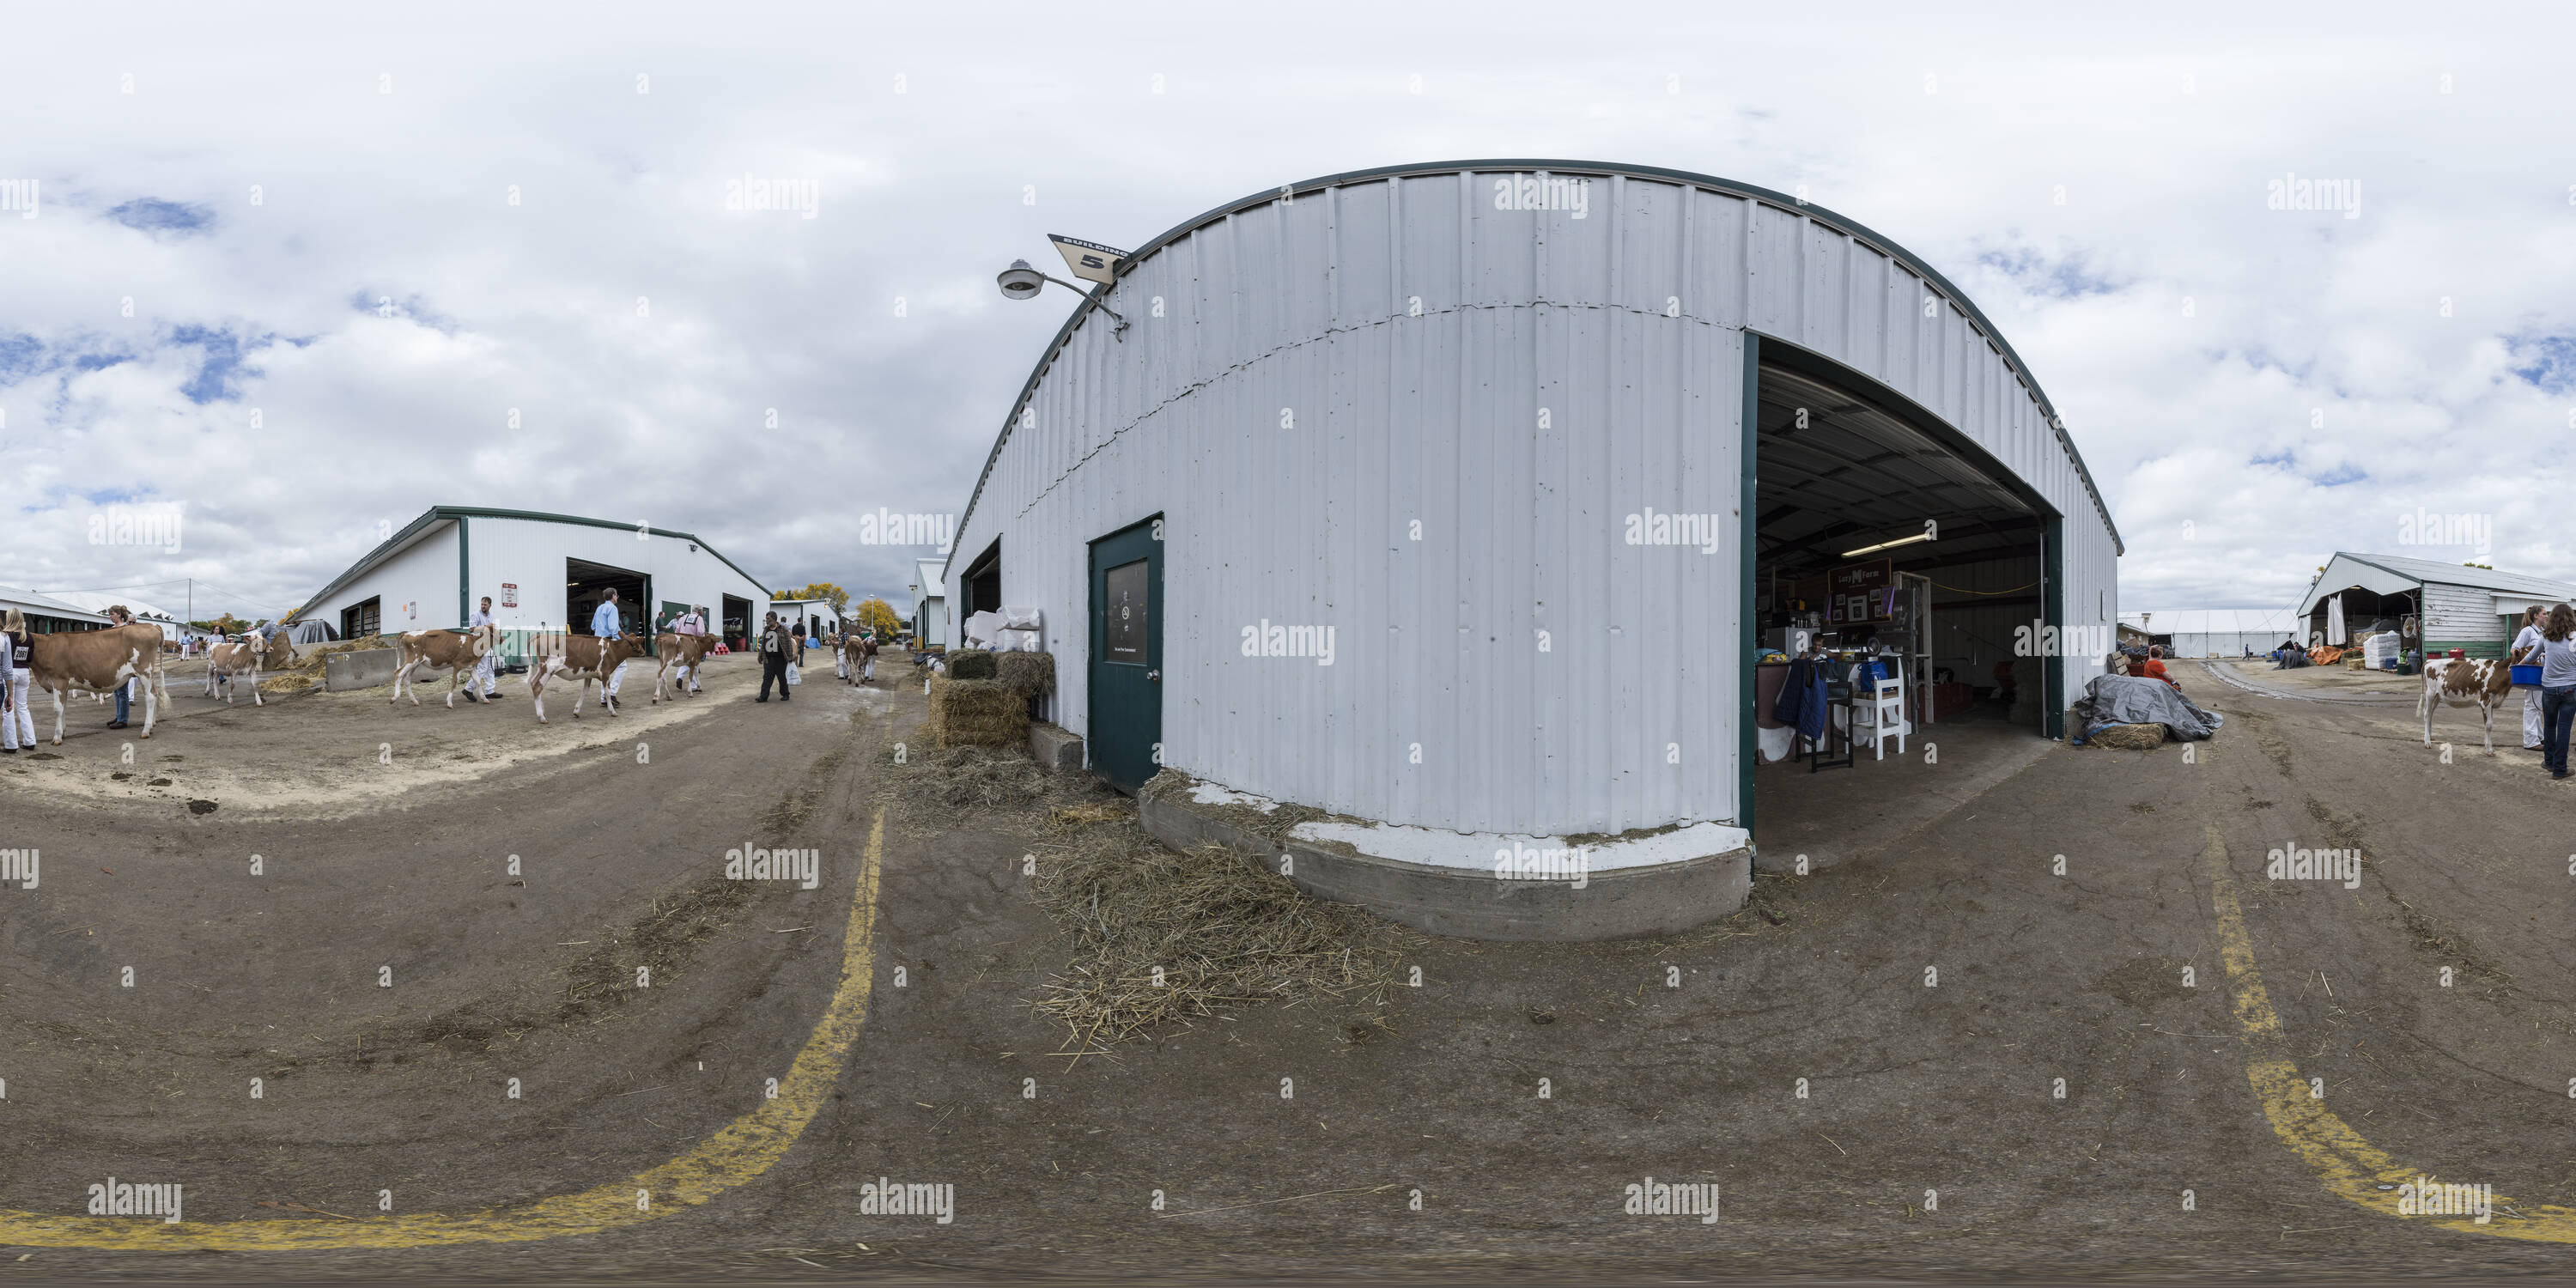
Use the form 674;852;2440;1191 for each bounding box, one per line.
500;583;519;608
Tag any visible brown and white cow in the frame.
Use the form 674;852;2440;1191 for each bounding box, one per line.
529;633;647;723
26;623;171;744
391;623;501;708
652;632;714;702
842;633;878;685
2420;655;2517;754
203;634;272;706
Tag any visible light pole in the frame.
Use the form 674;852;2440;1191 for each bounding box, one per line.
997;259;1127;340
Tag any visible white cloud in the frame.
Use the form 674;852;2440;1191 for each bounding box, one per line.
0;0;2568;623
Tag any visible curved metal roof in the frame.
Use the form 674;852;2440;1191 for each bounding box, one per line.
954;158;2126;574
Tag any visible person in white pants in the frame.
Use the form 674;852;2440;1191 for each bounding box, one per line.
3;610;34;753
2512;606;2546;750
467;596;506;702
671;605;708;693
860;632;877;683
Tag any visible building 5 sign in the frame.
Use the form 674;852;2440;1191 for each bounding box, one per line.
1048;234;1127;286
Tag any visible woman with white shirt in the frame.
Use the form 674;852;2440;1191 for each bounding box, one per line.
2511;605;2547;750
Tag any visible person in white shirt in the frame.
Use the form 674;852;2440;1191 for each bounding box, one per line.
2509;605;2545;750
0;609;27;754
468;596;505;702
671;605;707;694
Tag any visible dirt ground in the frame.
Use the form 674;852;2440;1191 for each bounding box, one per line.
3;652;2573;1281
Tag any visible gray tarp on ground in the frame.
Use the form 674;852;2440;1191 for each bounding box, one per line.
2075;674;2227;739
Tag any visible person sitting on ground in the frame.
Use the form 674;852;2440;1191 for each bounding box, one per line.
2136;645;2178;689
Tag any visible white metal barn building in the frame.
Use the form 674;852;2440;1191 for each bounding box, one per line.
2119;609;2301;658
289;507;772;661
947;161;2123;939
2297;551;2576;659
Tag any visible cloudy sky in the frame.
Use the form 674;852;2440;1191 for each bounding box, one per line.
3;1;2569;623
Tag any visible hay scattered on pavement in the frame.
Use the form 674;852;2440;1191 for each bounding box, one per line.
902;744;1102;817
1025;825;1403;1055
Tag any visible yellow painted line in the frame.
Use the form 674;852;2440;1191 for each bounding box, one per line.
0;805;885;1251
2202;823;2576;1241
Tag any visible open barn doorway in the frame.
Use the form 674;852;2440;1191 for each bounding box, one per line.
566;556;650;639
1747;337;2069;868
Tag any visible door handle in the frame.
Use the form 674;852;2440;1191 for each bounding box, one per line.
1147;670;1162;682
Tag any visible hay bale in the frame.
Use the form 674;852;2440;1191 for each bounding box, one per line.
2085;722;2168;750
929;675;1028;747
947;648;998;680
994;650;1055;695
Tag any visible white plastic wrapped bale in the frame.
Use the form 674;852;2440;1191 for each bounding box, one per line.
962;610;1004;648
999;606;1043;630
2361;632;2399;667
993;628;1042;653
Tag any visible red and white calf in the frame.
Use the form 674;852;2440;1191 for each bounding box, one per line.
2419;656;2516;754
203;635;270;706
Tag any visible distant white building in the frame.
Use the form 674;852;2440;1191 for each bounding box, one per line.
2119;609;2301;658
0;585;114;634
289;506;772;661
39;591;203;642
911;557;947;645
773;598;841;636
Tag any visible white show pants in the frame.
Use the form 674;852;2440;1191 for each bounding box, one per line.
3;669;32;748
861;654;874;681
476;653;497;696
2526;690;2545;749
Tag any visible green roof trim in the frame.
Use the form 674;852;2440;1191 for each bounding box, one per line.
289;506;772;623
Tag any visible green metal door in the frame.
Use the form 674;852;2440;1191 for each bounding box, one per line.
1088;518;1163;792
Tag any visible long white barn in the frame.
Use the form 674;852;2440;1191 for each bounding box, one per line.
290;507;772;660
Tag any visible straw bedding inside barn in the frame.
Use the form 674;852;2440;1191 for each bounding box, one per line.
1024;820;1405;1055
926;673;1029;747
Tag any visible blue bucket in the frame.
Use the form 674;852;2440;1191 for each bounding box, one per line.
2512;664;2543;687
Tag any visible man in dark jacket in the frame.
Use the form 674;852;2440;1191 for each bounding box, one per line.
756;611;793;702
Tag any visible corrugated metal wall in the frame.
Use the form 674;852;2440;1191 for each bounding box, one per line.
465;518;769;638
307;523;458;637
2421;582;2508;649
952;166;2120;837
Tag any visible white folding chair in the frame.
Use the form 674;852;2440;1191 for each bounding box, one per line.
1868;675;1907;759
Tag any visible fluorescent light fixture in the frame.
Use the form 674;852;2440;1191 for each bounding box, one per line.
1841;532;1935;558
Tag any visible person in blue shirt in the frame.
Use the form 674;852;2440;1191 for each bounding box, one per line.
591;588;629;702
